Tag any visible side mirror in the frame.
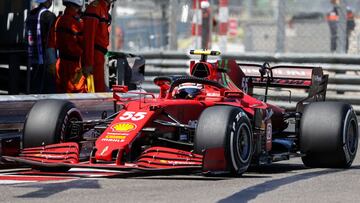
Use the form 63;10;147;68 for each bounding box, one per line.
154;77;171;90
154;76;172;98
155;80;170;90
224;91;244;99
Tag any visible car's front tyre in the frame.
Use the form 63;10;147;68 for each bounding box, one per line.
23;99;82;148
194;105;253;175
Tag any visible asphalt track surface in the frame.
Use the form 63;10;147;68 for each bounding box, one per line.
0;142;359;203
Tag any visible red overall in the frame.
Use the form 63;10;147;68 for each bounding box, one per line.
56;7;86;93
82;0;111;92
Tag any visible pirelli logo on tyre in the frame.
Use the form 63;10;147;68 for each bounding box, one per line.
111;123;137;132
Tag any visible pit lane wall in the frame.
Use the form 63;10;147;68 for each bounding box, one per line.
1;51;360;132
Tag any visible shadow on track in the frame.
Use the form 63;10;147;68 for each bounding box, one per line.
15;179;100;198
248;162;308;174
218;165;360;203
106;162;309;180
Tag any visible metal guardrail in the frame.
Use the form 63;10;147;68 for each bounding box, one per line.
145;58;360;73
138;51;360;65
0;93;112;102
142;53;360;89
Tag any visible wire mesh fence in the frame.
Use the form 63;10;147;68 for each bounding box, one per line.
237;0;360;54
36;0;360;54
111;0;360;54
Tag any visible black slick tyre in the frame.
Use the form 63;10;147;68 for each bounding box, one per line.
23;99;82;148
300;102;358;168
194;106;253;175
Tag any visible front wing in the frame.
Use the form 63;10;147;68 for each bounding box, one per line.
2;142;205;174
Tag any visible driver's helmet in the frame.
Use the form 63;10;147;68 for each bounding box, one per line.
175;83;203;99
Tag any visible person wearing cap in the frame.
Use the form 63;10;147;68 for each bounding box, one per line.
52;0;86;93
25;0;56;93
327;0;356;53
82;0;116;92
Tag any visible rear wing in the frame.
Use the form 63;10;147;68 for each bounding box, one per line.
238;63;329;111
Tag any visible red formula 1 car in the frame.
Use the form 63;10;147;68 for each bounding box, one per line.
4;50;359;175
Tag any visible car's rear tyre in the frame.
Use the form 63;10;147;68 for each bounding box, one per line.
194;106;253;175
23;99;83;148
300;102;358;168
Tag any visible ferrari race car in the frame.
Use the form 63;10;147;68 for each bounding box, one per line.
3;50;359;175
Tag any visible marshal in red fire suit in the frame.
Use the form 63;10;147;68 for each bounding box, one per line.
55;7;86;93
82;0;111;92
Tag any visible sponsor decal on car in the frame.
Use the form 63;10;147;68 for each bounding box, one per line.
101;138;125;143
159;159;198;165
120;111;147;121
104;135;127;140
106;132;129;136
111;123;137;132
206;92;220;97
266;122;272;151
266;123;272;140
101;134;127;142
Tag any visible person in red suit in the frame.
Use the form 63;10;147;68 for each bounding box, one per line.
55;0;86;93
82;0;116;92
